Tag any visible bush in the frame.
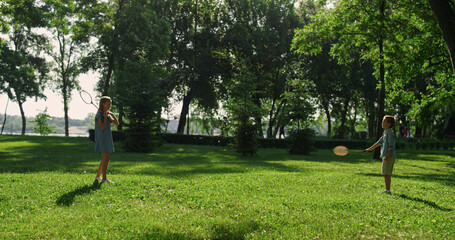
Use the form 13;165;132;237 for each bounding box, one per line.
31;108;56;136
163;134;231;146
435;141;441;150
289;129;316;155
231;115;258;156
416;142;422;150
124;124;161;153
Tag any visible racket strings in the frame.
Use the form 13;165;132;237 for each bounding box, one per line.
80;90;99;109
80;91;93;104
333;146;349;156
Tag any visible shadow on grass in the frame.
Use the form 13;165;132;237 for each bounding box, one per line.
398;194;453;212
0;135;97;173
361;173;455;187
211;220;261;240
139;232;188;240
56;180;102;206
399;151;455;163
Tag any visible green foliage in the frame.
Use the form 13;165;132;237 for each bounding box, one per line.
288;128;316;155
44;0;92;136
111;0;170;152
30;108;56;136
114;61;168;152
222;0;302;138
231;111;258;156
227;69;263;156
0;1;49;135
281;77;315;131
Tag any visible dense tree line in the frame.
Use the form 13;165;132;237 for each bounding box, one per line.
1;0;454;152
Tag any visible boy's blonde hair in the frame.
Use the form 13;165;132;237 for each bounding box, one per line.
98;96;112;113
384;115;396;128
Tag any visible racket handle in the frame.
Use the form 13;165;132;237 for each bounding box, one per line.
349;150;366;153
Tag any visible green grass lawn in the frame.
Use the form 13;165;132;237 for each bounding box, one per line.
1;135;454;239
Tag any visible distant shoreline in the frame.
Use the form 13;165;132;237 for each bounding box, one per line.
0;132;89;137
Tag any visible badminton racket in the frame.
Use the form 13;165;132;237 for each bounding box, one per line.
79;90;98;110
333;145;366;156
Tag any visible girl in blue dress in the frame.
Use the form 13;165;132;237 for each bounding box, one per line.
94;96;119;183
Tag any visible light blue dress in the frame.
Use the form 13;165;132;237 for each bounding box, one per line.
94;112;114;153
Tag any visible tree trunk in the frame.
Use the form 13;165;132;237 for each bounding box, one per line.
428;0;455;75
322;99;331;137
63;84;69;137
374;0;386;160
368;96;375;138
440;108;455;138
18;98;26;136
118;107;124;131
177;89;194;134
267;97;276;138
272;99;287;137
337;96;350;139
64;105;69;137
351;100;358;138
103;54;114;96
1;97;9;135
415;126;422;138
102;0;124;95
253;97;264;138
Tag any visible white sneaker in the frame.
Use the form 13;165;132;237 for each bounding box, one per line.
101;179;114;184
379;189;391;195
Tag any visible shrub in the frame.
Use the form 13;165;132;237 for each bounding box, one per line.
31;108;56;136
289;128;316;155
416;142;422;150
124;123;162;152
231;114;258;156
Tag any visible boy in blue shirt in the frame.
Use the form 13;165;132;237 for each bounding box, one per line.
365;115;397;194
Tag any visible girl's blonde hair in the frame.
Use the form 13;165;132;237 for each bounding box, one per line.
98;96;112;113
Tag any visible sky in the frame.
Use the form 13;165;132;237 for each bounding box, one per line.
0;71;184;120
0;72;101;120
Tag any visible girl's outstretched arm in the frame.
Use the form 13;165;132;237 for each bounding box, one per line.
365;144;380;152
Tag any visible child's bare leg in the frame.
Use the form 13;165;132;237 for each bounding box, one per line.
102;153;110;180
96;153;106;179
384;175;391;190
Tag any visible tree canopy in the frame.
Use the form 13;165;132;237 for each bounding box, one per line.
2;0;455;151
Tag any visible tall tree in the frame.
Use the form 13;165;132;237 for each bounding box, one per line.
0;0;49;135
428;0;455;75
148;0;228;134
77;0;122;96
223;0;301;138
44;0;90;136
293;0;409;157
111;0;170;152
386;0;455;139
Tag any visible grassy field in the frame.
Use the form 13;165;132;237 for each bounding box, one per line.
0;135;454;239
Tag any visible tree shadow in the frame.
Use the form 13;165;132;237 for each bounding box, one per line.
361;173;455;187
210;220;261;240
399;151;455;163
0;136;98;173
397;194;453;212
56;180;102;206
